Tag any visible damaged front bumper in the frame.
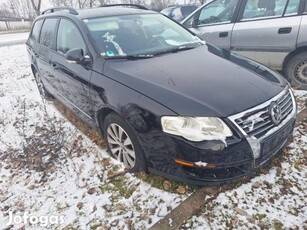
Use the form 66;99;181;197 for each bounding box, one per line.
149;87;297;186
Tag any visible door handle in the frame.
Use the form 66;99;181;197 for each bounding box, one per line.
278;27;292;34
219;32;229;38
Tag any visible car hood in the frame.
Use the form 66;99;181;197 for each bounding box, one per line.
103;44;288;117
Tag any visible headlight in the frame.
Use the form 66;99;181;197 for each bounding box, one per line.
161;117;233;143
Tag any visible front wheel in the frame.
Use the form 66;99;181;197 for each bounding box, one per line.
285;52;307;90
103;113;147;173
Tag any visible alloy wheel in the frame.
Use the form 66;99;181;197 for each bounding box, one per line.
107;123;136;168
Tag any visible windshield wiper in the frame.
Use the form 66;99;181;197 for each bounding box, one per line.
152;45;200;56
104;54;154;60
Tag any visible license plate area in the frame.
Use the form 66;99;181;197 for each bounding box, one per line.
261;120;295;158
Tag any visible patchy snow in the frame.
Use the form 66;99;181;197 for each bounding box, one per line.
0;44;187;229
0;32;29;47
241;110;266;132
187;118;307;229
194;161;208;167
294;90;307;113
0;44;306;230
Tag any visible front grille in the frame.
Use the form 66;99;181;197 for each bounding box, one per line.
235;89;293;139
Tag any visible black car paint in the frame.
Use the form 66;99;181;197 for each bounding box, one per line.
27;8;292;185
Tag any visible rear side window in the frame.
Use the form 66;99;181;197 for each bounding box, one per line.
40;18;58;49
31;20;43;41
242;0;300;20
56;19;87;55
284;0;300;15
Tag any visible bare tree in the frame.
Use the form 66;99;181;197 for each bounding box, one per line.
51;0;98;8
29;0;42;16
0;2;14;18
0;0;36;19
150;0;173;10
121;0;147;5
50;0;70;7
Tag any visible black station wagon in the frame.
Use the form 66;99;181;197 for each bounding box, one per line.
26;5;297;185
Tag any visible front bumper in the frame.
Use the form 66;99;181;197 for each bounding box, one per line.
146;87;297;186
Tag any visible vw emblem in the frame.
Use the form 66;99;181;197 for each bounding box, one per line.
269;102;282;125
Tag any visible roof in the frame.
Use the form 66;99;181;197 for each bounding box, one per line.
77;7;156;19
38;6;157;21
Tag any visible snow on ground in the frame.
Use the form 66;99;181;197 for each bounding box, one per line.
186;109;307;228
0;44;306;230
0;33;29;47
0;44;187;229
294;90;307;113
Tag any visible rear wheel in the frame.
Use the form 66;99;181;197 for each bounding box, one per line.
34;71;53;100
103;113;147;172
285;52;307;90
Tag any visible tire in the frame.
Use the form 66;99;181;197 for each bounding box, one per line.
103;112;147;173
34;71;53;100
285;52;307;90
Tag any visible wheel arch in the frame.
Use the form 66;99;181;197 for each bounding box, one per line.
97;107;118;137
282;46;307;73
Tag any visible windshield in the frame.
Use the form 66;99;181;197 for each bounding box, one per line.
83;13;202;58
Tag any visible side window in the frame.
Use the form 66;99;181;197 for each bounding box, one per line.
242;0;300;20
196;0;239;26
284;0;300;15
172;8;183;21
57;19;87;55
181;6;197;18
31;20;43;41
40;18;58;49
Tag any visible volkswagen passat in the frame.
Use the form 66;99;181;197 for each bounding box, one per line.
26;5;296;185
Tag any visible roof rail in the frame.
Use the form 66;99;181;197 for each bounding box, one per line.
100;4;148;10
41;7;78;15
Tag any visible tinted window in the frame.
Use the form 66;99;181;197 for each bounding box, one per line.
161;7;175;17
40;18;58;49
31;20;43;41
197;0;238;25
181;6;197;17
57;19;87;55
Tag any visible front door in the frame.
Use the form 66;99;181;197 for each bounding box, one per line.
52;18;93;123
182;0;241;49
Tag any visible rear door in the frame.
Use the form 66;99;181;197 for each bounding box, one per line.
36;18;58;94
26;19;44;65
231;0;303;69
52;18;93;123
182;0;241;49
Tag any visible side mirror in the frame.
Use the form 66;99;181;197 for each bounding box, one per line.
66;48;87;64
191;18;198;28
